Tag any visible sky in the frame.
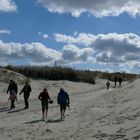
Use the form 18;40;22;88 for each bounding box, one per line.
0;0;140;74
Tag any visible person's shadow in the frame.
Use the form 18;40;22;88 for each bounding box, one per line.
7;108;25;113
25;118;64;124
25;119;43;124
46;118;64;123
0;107;10;112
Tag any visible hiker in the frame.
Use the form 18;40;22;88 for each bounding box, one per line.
114;76;118;88
106;80;110;90
7;80;18;94
38;88;52;120
7;80;18;109
8;90;18;110
57;88;70;120
19;81;32;109
118;77;123;87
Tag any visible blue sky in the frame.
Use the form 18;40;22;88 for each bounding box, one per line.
0;0;140;74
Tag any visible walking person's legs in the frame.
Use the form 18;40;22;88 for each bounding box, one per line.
42;105;45;120
24;93;30;109
41;101;48;120
45;105;48;118
24;99;29;109
60;104;66;119
114;82;116;88
11;100;15;109
60;104;63;119
62;108;66;118
119;82;122;87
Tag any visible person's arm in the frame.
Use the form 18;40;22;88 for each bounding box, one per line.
29;85;32;92
47;92;51;101
16;96;18;102
66;93;70;108
57;93;60;104
38;93;41;100
7;84;10;94
66;93;70;104
15;84;18;94
19;86;24;95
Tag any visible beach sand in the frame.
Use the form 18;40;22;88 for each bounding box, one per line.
0;76;140;140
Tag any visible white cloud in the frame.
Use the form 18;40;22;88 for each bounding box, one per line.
38;32;49;39
0;0;17;12
54;33;95;46
60;44;94;64
91;33;140;64
0;29;11;34
0;40;94;66
0;40;61;65
0;32;140;73
37;0;140;17
42;34;48;39
54;32;140;65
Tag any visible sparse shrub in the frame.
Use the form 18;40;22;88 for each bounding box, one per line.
4;65;137;84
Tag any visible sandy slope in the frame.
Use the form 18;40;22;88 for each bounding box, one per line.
0;77;140;140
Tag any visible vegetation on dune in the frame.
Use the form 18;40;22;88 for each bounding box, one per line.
2;65;137;84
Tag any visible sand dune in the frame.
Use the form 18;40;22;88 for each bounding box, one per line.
0;72;140;139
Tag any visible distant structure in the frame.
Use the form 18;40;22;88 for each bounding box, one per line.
55;61;57;67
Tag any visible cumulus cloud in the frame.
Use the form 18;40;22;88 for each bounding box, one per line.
54;33;95;46
0;0;17;12
60;44;94;64
42;34;49;39
91;33;140;64
0;29;11;34
0;40;94;66
37;0;140;17
38;32;49;39
54;32;140;65
0;32;140;73
0;40;61;65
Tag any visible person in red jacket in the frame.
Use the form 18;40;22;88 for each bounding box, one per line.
38;88;52;120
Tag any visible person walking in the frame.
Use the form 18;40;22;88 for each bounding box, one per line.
7;80;18;94
114;76;118;88
8;90;18;109
20;81;32;109
38;88;52;120
7;80;18;109
106;80;110;90
118;76;123;87
57;88;70;120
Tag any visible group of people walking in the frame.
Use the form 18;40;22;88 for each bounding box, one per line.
6;80;70;120
106;76;123;90
7;80;31;110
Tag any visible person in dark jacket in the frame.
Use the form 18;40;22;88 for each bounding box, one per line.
118;77;123;87
38;88;52;120
106;80;110;90
20;81;32;109
57;88;70;120
7;80;18;109
7;80;18;95
114;76;118;88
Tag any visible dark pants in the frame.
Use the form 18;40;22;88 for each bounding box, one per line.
60;103;67;111
41;101;48;112
107;86;109;90
11;100;15;109
114;82;117;88
119;82;122;87
24;93;30;108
